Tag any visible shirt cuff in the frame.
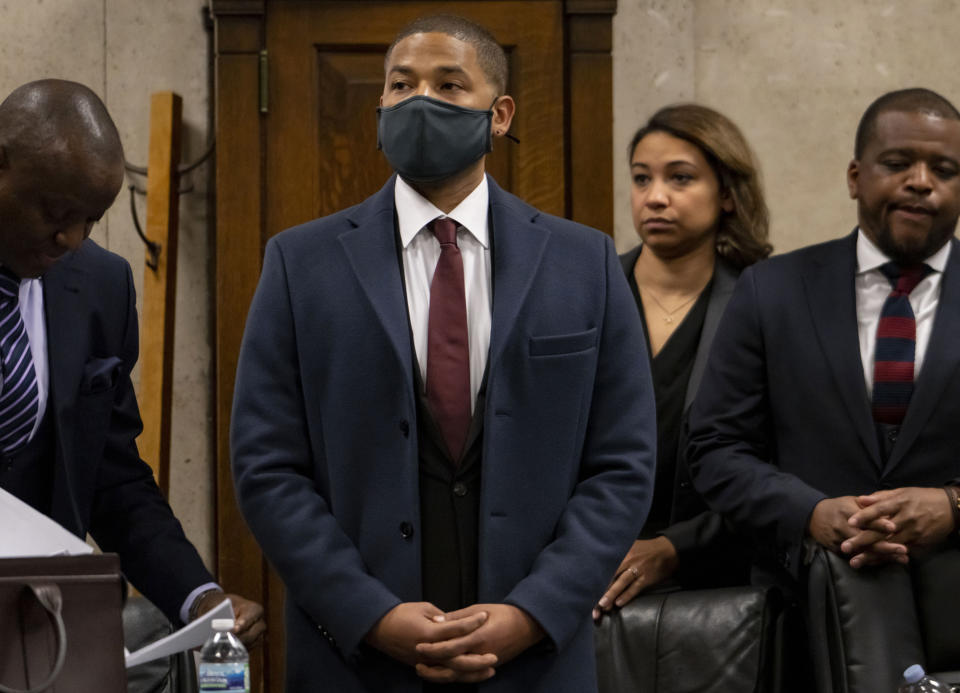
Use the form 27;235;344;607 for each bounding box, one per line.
179;582;222;625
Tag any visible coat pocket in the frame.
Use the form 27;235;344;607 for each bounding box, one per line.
528;327;597;357
79;356;123;395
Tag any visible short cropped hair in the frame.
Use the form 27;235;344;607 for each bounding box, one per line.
855;87;960;158
386;14;508;95
628;104;772;270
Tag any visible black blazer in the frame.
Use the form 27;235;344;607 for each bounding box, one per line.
44;240;213;624
621;246;747;587
687;232;960;581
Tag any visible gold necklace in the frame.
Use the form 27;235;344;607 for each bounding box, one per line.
643;289;699;324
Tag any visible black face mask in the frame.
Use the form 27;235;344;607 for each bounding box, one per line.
377;95;495;183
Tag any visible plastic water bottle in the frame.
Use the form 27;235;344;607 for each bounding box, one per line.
198;618;250;692
898;664;952;692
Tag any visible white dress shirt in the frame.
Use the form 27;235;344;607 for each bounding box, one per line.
395;175;492;411
855;228;950;396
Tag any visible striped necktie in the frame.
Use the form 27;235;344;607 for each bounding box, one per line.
871;262;932;425
0;268;40;453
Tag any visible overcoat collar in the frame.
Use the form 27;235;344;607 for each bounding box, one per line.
337;174;550;394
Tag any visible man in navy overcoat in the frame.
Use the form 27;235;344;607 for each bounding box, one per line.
231;14;655;693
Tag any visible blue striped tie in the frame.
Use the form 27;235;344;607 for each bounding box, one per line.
0;268;39;453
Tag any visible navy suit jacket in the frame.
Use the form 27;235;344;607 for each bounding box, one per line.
687;232;960;581
42;240;213;623
231;176;656;692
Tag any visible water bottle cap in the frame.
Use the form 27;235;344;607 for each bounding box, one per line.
904;664;926;684
212;618;235;631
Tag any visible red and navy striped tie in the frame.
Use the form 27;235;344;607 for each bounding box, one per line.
0;268;39;453
871;262;932;425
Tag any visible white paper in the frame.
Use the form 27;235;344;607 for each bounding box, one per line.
125;597;235;669
0;486;93;557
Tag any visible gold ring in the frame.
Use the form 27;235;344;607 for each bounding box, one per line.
629;567;640;580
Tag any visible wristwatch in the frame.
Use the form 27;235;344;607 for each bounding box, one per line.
944;486;960;534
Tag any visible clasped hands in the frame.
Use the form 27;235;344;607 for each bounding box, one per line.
365;602;544;684
808;487;957;569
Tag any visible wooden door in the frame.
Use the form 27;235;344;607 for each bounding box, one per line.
212;2;616;690
265;1;563;237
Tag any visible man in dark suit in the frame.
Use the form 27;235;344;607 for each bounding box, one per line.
687;87;960;595
0;79;264;642
230;14;655;693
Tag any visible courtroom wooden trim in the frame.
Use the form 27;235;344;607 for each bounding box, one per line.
565;0;617;13
210;0;264;15
137;92;182;496
213;8;269;691
565;5;615;233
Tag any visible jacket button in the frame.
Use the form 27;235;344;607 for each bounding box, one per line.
452;482;467;497
887;429;898;444
399;420;410;437
679;480;691;489
399;522;414;539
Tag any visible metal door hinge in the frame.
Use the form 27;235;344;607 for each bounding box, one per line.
259;49;269;114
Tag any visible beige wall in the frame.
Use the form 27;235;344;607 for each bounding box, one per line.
613;0;960;254
0;1;215;567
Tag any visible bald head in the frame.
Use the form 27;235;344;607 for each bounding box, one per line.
0;79;124;171
0;80;125;278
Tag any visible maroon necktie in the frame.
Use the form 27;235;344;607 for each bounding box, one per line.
426;217;471;461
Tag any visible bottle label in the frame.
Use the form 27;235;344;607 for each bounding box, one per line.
198;662;250;692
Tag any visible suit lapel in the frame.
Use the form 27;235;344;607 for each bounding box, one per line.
887;238;960;472
803;232;881;465
42;253;87;534
338;177;415;399
684;257;738;411
485;179;550;374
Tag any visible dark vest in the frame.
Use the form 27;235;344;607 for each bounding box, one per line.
875;421;899;464
0;411;56;516
414;365;485;613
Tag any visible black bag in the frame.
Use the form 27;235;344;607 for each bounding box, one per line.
595;585;784;692
0;554;127;693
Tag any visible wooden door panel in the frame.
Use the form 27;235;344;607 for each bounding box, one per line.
314;49;513;218
316;51;395;216
266;0;561;237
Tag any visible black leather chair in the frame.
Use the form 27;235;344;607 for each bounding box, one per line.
123;596;197;693
806;546;960;693
595;585;784;692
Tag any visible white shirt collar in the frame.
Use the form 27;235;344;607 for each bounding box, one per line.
394;174;490;249
856;227;951;275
